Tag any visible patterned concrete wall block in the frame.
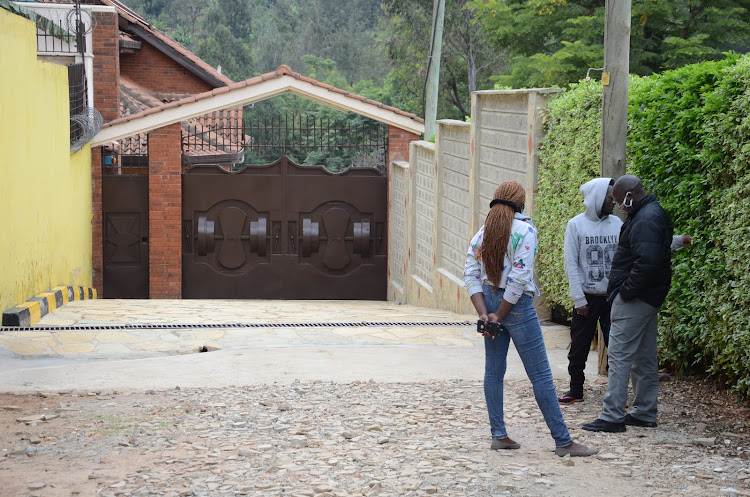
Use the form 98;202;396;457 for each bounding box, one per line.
412;144;437;291
388;161;410;298
440;138;470;158
479;128;527;154
480;148;527;173
440;244;466;280
478;92;528;113
479;167;527;194
386;90;560;316
479;110;528;133
441;182;470;206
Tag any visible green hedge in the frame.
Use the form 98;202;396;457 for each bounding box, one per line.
536;53;750;399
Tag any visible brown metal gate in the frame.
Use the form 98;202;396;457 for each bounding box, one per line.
182;156;387;299
102;175;149;298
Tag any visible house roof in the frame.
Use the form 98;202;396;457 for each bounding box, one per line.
119;75;245;161
92;65;425;146
100;0;233;88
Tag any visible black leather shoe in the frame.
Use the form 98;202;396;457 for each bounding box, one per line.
624;414;657;428
582;418;626;433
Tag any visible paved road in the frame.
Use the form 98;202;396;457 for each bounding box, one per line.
0;300;595;392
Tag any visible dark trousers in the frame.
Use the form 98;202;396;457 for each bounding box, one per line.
567;294;611;396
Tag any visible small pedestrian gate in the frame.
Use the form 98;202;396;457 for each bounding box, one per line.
102;175;149;298
182;156;387;299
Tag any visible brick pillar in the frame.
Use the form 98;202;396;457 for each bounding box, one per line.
91;147;103;294
92;11;119;123
388;126;419;166
148;124;182;298
91;11;118;297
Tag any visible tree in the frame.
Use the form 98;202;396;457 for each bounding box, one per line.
381;0;503;119
195;25;254;82
470;0;750;89
167;0;204;39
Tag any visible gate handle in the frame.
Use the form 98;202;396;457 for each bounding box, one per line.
353;219;371;257
249;217;267;256
197;216;215;256
302;218;320;257
198;215;267;257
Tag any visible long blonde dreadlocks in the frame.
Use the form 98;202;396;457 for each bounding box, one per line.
479;181;526;287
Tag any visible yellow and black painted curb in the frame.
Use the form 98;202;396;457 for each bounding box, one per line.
1;286;97;327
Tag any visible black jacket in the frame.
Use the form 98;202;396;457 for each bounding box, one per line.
607;194;674;307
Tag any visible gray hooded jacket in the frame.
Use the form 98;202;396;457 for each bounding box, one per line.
563;178;622;308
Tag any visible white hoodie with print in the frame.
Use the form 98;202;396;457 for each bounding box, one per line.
564;178;622;309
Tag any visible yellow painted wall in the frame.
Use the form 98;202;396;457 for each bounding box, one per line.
0;10;92;312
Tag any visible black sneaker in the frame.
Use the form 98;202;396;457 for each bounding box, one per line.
624;414;657;428
582;418;626;433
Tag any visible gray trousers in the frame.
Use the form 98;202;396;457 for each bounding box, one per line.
599;294;660;423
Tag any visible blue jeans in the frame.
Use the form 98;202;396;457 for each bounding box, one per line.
482;284;573;447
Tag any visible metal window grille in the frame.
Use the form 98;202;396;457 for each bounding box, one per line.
182;113;389;174
68;63;86;143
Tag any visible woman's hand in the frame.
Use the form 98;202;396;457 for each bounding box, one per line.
478;312;489;323
487;313;500;323
494;299;514;322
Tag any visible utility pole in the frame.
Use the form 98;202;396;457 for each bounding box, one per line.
598;0;631;376
424;0;445;140
600;0;631;180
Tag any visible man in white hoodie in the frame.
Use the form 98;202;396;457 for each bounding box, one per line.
558;178;620;405
558;178;691;405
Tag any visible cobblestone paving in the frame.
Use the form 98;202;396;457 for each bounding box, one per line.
1;379;748;497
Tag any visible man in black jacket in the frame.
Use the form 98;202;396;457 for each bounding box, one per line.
582;175;674;433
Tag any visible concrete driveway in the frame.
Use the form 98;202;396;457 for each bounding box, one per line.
0;300;595;392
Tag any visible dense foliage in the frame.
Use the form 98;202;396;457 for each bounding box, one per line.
123;0;750;123
469;0;750;89
536;54;750;398
535;79;605;312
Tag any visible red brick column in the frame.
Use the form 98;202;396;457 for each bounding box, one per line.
91;11;119;123
91;147;103;294
148;123;182;298
388;126;419;166
91;11;117;297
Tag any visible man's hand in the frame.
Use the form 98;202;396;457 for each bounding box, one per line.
478;312;489;323
487;313;500;323
575;305;589;317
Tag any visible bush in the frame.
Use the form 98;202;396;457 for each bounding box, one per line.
536;80;604;312
536;54;750;399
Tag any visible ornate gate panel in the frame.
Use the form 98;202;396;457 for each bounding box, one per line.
182;156;387;299
102;176;149;298
283;164;387;299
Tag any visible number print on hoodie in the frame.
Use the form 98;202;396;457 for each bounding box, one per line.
563;178;622;309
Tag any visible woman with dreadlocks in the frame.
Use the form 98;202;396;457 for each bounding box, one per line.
464;181;599;457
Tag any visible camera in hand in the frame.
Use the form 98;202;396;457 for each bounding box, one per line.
476;319;508;337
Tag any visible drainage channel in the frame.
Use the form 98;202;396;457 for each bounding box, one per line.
0;321;475;332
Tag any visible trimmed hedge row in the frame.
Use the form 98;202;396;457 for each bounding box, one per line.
536;53;750;399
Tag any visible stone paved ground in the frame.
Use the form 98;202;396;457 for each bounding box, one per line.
0;377;748;497
0;300;748;496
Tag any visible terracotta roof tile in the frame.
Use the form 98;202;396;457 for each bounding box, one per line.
118;76;245;158
104;66;424;128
